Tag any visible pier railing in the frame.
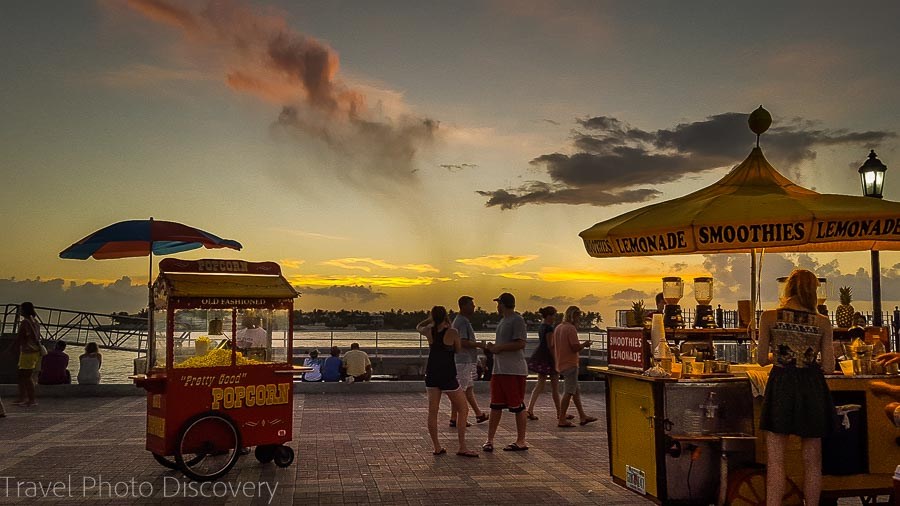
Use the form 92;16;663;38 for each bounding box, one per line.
1;304;147;352
1;303;611;358
292;328;608;361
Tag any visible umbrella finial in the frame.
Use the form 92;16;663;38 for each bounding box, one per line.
748;105;772;147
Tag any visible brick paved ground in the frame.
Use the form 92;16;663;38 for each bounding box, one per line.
0;391;651;505
0;392;879;505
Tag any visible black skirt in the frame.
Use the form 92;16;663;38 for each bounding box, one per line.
760;365;835;438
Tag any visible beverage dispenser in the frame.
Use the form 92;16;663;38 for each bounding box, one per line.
693;277;716;328
662;276;684;329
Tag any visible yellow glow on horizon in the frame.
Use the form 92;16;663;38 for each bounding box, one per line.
538;269;662;284
321;257;440;273
492;272;538;280
290;274;451;288
456;254;539;269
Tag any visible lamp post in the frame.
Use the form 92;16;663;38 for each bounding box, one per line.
858;150;888;326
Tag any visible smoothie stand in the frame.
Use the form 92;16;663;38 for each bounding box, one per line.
596;299;899;504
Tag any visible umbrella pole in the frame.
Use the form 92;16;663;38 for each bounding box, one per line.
750;248;758;344
147;249;154;371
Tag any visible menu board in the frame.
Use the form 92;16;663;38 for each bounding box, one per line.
607;327;650;371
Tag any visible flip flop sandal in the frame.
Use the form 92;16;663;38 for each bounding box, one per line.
475;413;489;423
481;442;494;452
456;451;480;458
557;423;576;428
502;443;529;451
566;414;575;420
433;448;447;455
579;417;598;426
526;412;539;420
449;420;472;428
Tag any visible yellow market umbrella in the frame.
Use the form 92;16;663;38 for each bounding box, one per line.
580;147;900;257
579;108;900;329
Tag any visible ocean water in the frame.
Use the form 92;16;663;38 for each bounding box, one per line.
89;330;605;383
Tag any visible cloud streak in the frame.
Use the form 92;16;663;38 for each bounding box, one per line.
321;258;439;274
289;274;449;289
455;254;538;269
479;112;895;209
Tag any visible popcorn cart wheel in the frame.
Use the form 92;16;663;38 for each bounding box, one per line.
253;444;294;467
175;411;242;481
725;467;803;505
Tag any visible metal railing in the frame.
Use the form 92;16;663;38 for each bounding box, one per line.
1;304;148;352
292;328;609;360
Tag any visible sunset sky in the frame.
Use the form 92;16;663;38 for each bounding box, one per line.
2;1;900;322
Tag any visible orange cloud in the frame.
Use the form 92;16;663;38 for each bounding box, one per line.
321;258;439;274
125;0;199;32
118;0;436;177
456;254;538;269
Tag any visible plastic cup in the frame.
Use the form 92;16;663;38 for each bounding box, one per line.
839;359;855;376
682;356;696;375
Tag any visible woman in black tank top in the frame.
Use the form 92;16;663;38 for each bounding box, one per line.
416;306;478;458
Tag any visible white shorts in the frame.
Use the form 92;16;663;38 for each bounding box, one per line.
456;363;477;390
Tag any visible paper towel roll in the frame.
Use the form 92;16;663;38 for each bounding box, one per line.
650;313;665;356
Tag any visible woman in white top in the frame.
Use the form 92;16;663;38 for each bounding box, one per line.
78;342;102;385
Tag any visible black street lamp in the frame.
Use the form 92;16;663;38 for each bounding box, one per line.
858;150;888;326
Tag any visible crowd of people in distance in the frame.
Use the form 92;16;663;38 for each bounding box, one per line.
301;343;372;383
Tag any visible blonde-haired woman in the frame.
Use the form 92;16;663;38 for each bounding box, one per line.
758;269;835;505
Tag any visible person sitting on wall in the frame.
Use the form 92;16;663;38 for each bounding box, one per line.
38;341;71;385
322;346;343;382
302;349;324;382
342;342;372;382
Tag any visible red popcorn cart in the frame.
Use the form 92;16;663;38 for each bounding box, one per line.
132;258;306;481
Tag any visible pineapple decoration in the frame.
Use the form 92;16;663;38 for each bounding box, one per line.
836;286;855;328
630;300;646;327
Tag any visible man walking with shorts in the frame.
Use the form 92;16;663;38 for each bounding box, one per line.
483;292;529;452
549;306;598;428
450;296;489;427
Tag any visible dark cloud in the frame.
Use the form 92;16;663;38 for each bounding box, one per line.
0;277;146;314
298;285;387;303
529;294;602;308
477;182;659;210
609;288;653;302
440;163;478;172
480;112;896;209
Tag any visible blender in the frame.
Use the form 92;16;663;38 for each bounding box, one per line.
662;276;685;329
693;276;716;328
